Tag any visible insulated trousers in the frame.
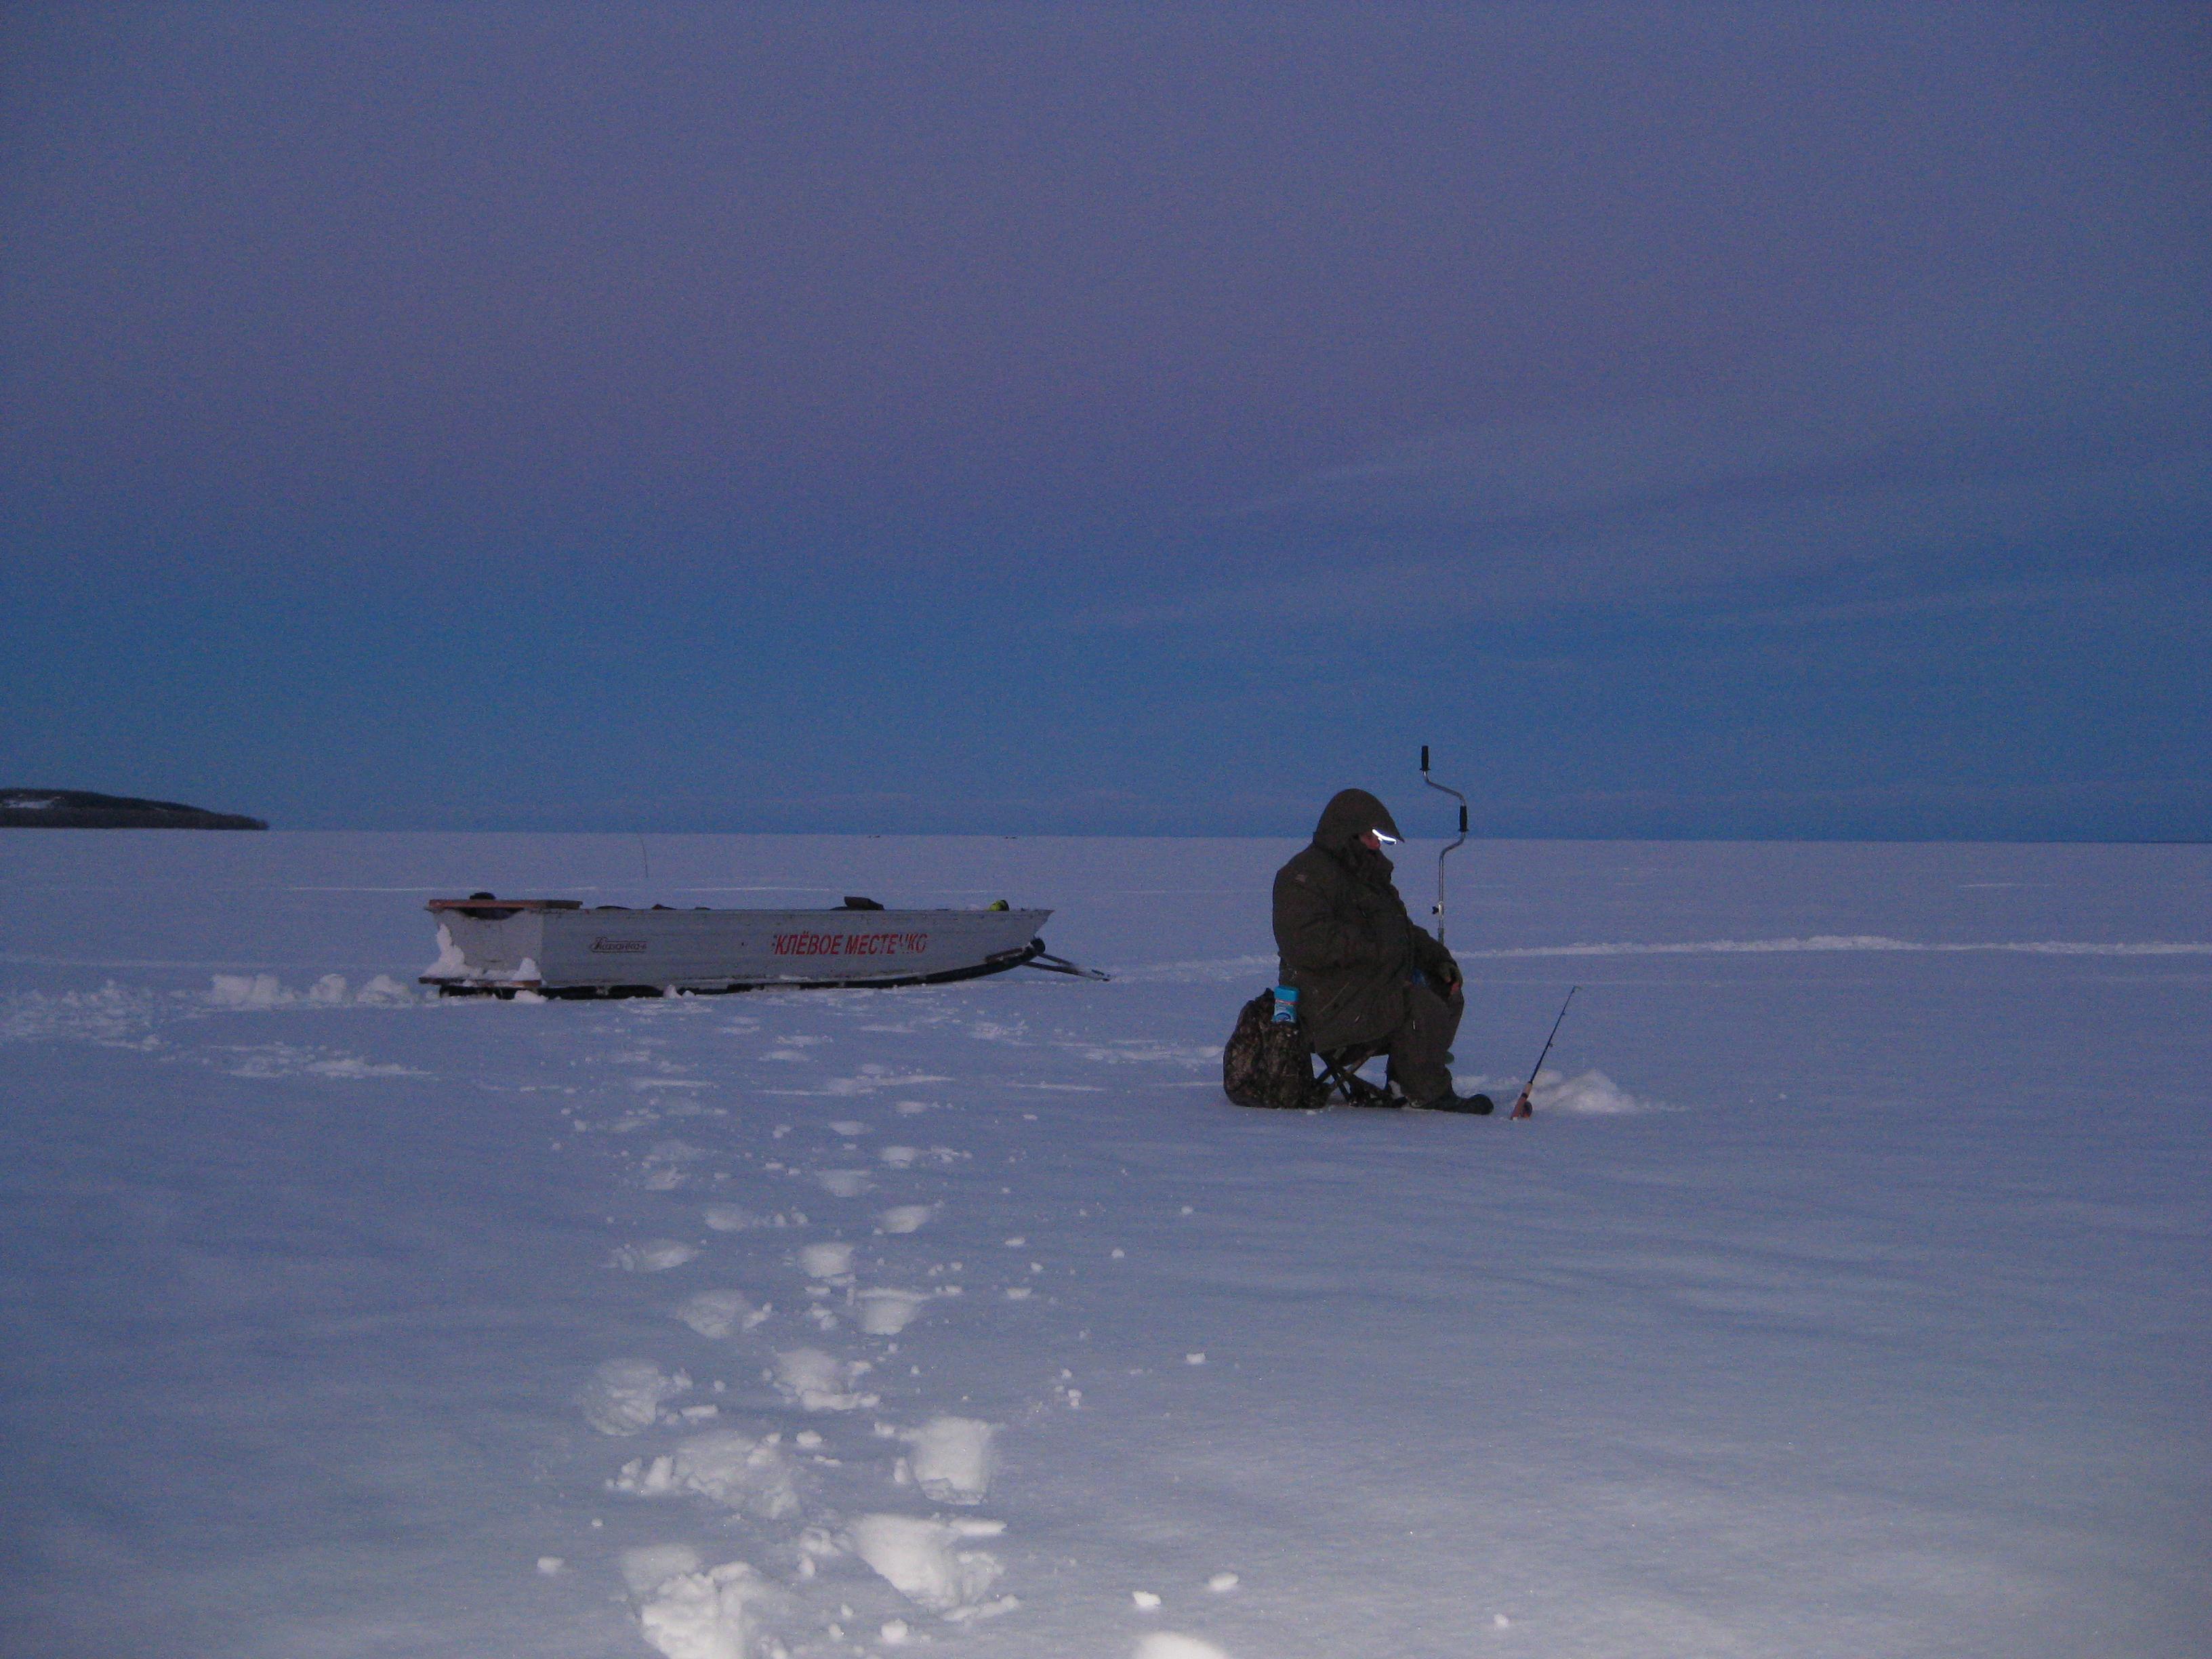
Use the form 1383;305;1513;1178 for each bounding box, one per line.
1381;979;1464;1103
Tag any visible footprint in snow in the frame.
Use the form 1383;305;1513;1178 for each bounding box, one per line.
897;1416;996;1503
1132;1636;1233;1659
705;1204;806;1231
673;1289;768;1339
855;1288;927;1334
798;1242;855;1280
579;1359;690;1435
218;1042;423;1079
614;1240;699;1272
636;1140;706;1190
770;1347;877;1411
846;1515;1010;1616
609;1428;800;1519
621;1547;773;1659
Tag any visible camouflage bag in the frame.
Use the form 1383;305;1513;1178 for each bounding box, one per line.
1222;988;1327;1110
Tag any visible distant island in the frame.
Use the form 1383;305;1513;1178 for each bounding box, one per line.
1;789;268;830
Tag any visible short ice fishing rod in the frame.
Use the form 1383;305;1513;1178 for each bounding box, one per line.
1509;985;1579;1122
1418;745;1469;946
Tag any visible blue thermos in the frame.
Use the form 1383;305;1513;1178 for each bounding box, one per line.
1272;984;1298;1024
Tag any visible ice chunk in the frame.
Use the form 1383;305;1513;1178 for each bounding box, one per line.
579;1359;689;1435
615;1239;699;1273
621;1544;702;1597
848;1515;1004;1612
208;973;293;1009
636;1141;704;1191
610;1429;799;1519
673;1288;764;1339
855;1288;927;1335
424;923;466;979
903;1416;996;1503
877;1204;937;1235
1530;1068;1653;1115
798;1242;855;1279
771;1347;876;1411
630;1553;771;1659
1133;1636;1233;1659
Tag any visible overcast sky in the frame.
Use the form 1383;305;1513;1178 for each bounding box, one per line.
3;3;2206;837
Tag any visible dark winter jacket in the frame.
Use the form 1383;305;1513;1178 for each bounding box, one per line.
1271;789;1458;1052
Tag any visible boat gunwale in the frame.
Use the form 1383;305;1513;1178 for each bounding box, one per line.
424;897;1048;917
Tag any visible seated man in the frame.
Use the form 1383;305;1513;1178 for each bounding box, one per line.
1272;788;1492;1113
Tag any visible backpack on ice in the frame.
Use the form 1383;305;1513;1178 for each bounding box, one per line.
1223;989;1326;1110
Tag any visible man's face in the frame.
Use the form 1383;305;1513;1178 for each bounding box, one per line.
1360;829;1385;852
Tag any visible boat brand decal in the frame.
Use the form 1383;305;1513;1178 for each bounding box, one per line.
591;937;649;953
772;930;928;958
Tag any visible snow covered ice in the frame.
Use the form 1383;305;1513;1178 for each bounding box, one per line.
1;830;2207;1657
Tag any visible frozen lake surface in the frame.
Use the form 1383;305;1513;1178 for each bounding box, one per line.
2;831;2206;1658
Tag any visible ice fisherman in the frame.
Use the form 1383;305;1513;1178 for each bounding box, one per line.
1272;788;1493;1113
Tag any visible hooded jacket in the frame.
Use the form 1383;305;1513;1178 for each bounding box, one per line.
1271;789;1456;1051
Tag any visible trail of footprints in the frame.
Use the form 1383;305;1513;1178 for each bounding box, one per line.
567;1022;1036;1659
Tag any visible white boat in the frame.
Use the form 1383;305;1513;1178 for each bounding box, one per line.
419;893;1097;996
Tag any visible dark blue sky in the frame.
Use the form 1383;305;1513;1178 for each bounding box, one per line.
3;3;2206;838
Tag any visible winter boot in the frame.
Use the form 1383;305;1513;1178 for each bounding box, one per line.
1414;1090;1494;1115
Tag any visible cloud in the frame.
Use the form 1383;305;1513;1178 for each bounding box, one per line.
1088;310;2212;630
1682;573;2152;632
1460;776;2212;841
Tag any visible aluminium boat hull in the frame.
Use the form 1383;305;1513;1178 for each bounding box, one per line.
421;898;1052;996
